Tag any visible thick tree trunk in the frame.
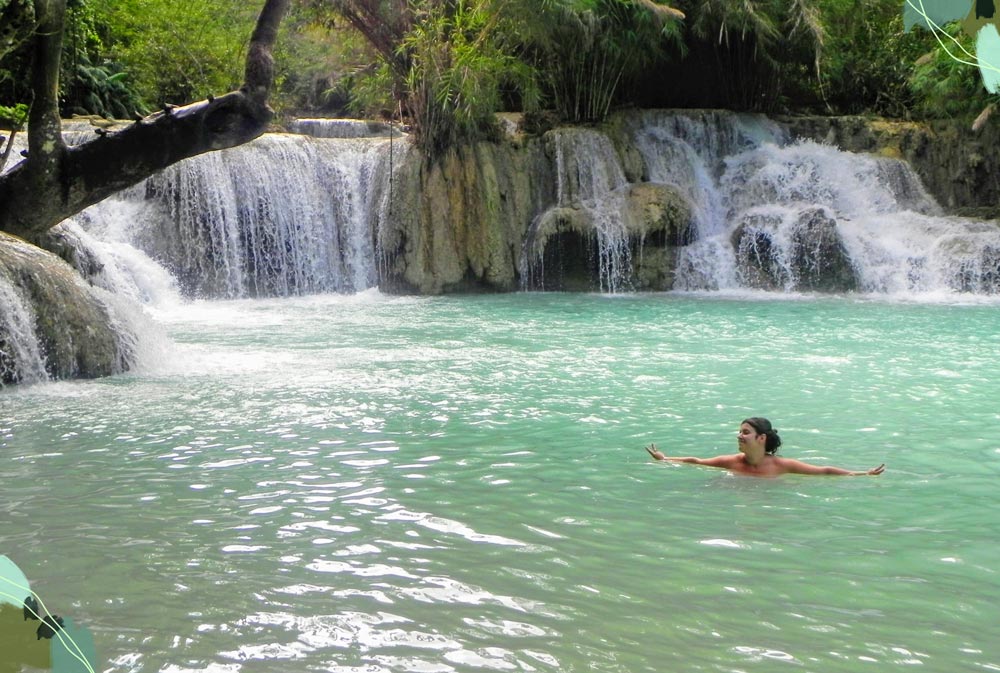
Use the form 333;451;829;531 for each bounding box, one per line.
0;0;290;240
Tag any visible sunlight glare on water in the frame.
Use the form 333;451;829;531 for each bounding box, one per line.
2;292;1000;673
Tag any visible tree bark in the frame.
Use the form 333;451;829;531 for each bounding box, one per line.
0;0;290;240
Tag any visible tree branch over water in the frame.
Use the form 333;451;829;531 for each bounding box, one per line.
0;0;290;240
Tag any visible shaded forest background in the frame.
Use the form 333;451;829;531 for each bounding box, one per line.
1;0;995;159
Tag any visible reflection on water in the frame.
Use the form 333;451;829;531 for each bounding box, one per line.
2;293;1000;672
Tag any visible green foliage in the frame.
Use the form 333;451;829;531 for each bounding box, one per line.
324;0;684;153
804;1;927;116
0;101;28;129
0;0;37;61
321;0;543;157
6;0;989;142
530;0;683;122
0;0;37;106
89;0;259;105
65;53;148;118
907;22;996;119
272;5;378;115
0;0;148;117
61;0;147;118
348;61;397;118
400;0;539;156
680;0;825;111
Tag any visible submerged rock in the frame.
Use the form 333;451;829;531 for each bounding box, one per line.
788;208;859;292
0;232;128;384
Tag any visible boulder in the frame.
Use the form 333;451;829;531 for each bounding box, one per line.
731;207;858;292
0;232;127;383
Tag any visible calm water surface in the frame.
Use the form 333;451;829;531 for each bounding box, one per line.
2;292;999;673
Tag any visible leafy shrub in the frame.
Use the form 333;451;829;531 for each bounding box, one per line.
65;53;148;118
0;101;28;129
907;22;995;120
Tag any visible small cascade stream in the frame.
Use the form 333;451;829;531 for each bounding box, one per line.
0;275;49;383
522;128;635;292
288;118;400;139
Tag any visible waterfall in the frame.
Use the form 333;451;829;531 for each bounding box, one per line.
629;111;1000;295
523;128;633;292
1;120;406;383
0;276;49;384
5;108;1000;380
79;128;405;299
288;118;399;139
632;110;787;241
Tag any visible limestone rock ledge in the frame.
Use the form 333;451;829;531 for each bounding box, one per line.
377;122;694;294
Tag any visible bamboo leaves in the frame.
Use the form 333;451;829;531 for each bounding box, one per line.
539;0;683;122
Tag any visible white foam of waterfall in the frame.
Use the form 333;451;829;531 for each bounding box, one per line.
639;122;998;295
531;128;633;292
720;141;940;220
289;118;400;139
69;203;183;307
838;213;1000;294
43;214;178;372
84;132;396;299
0;276;49;385
634;123;723;238
632;110;787;241
711;140;979;293
1;128;174;378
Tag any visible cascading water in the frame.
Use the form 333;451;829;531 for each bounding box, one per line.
4;110;1000;385
0;121;406;383
0;275;49;384
629;110;1000;295
85;130;404;299
633;111;786;230
629;111;788;290
4;123;402;302
522;128;634;292
13;111;1000;303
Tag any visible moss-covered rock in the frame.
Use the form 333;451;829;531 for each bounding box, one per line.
626;183;693;290
379;138;555;294
0;231;127;383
